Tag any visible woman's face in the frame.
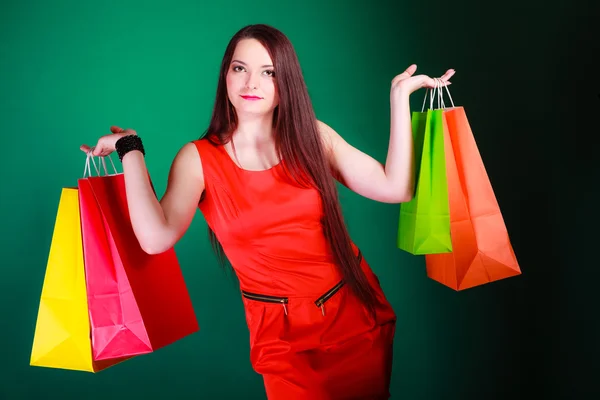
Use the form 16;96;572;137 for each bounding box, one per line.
226;38;279;117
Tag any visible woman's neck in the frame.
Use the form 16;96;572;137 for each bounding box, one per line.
232;112;275;145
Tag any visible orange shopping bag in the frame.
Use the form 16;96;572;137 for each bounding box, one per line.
425;87;521;290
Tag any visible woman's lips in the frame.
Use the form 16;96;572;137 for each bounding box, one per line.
241;95;262;101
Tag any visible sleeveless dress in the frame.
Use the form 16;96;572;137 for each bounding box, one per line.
193;137;397;399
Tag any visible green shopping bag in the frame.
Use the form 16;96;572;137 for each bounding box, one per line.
397;96;452;255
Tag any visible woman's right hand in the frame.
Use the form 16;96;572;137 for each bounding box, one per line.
80;126;137;157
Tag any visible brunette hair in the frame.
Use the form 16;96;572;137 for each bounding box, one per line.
202;24;377;311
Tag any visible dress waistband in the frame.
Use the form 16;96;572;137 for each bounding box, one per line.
240;249;363;316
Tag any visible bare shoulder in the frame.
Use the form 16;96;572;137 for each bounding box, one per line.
316;119;350;183
157;140;205;244
316;119;343;157
169;141;204;183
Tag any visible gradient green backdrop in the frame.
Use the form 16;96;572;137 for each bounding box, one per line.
1;0;597;399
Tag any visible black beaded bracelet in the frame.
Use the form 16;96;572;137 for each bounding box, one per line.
115;134;145;161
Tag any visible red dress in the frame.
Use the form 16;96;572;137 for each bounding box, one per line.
193;138;397;399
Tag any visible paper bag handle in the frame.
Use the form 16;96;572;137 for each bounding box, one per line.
83;149;119;178
420;77;456;111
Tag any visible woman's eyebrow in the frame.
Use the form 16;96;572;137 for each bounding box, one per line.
232;59;274;68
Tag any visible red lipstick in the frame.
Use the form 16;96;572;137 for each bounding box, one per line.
241;95;262;101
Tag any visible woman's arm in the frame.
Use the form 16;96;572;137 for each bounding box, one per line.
319;65;455;204
82;129;204;254
122;141;204;254
318;91;413;204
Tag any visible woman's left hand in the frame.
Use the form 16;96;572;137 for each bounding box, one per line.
391;64;455;97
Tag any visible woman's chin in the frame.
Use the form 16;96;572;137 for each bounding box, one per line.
234;104;276;117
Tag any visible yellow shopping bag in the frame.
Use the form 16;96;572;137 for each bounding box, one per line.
30;188;124;372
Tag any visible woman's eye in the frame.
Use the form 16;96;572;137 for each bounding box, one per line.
233;65;244;72
263;70;275;77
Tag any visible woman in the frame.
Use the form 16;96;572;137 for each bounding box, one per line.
81;24;454;399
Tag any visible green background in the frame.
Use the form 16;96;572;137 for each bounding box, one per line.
1;0;597;398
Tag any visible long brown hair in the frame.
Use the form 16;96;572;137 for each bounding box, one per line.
201;24;377;311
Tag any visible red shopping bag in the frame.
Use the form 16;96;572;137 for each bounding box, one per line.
78;162;199;361
425;103;521;290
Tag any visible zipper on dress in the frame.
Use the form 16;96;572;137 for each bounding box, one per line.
241;291;289;315
314;280;345;316
313;248;363;316
241;248;363;317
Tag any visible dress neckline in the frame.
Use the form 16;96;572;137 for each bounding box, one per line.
216;142;283;173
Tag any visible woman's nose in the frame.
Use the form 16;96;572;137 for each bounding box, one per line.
245;75;259;90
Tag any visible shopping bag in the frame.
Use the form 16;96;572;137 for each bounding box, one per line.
397;88;452;255
30;187;125;372
78;155;199;361
425;89;521;290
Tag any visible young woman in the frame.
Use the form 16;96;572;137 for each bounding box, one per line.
81;24;454;400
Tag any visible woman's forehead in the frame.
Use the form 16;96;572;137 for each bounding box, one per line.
232;39;273;66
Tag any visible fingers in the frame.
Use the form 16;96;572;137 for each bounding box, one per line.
434;77;452;87
392;64;418;85
422;77;451;90
438;69;455;84
404;64;417;75
81;125;134;156
393;65;455;90
111;126;137;135
425;69;455;89
79;144;101;156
